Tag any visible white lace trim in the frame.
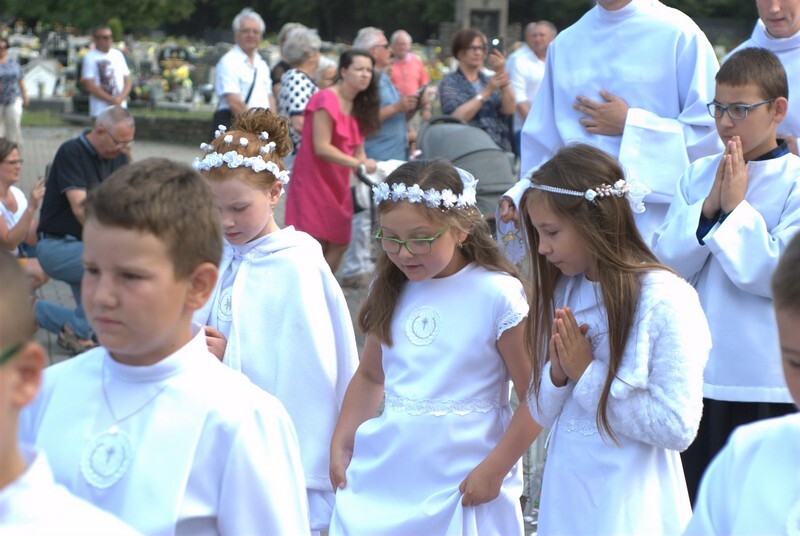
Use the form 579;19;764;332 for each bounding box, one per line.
384;393;505;416
497;310;526;340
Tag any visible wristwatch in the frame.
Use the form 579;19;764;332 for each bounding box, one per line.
474;93;484;102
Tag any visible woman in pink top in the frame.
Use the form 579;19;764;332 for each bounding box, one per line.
286;49;380;272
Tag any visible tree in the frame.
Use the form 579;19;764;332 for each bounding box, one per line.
4;0;197;31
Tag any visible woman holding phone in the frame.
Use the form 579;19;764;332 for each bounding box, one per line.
438;29;515;152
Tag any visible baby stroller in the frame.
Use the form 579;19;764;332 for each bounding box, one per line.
415;116;517;217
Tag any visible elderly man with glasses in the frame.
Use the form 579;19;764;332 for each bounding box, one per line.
214;8;273;129
80;25;131;119
34;105;134;355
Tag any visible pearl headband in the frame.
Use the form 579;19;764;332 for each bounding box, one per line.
529;179;649;214
191;125;290;184
372;167;478;210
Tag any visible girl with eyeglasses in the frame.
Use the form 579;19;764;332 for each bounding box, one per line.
329;159;540;535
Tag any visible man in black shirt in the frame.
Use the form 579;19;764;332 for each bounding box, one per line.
35;105;134;354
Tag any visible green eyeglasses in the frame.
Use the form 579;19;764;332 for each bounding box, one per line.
375;228;448;255
0;341;24;365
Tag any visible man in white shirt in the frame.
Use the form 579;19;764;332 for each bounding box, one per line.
726;0;800;153
507;21;557;156
214;7;273;124
497;0;721;256
80;25;131;118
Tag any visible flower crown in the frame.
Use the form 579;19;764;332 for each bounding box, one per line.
372;167;478;210
529;179;649;214
191;126;290;184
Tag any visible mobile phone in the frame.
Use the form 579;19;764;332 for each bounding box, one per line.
490;37;504;54
415;83;430;111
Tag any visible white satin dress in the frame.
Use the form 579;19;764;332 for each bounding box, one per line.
329;264;529;535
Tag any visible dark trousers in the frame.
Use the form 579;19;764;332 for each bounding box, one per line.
682;398;795;505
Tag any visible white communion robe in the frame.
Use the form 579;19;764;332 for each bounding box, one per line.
652;152;800;403
727;20;800;141
19;327;310;536
529;270;710;535
0;446;141;535
505;0;721;247
194;226;358;530
685;412;800;535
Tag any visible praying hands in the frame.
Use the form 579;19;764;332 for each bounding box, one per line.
702;136;748;219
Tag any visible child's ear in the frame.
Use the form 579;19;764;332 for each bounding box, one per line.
774;97;789;124
9;341;46;410
184;262;219;311
269;181;283;205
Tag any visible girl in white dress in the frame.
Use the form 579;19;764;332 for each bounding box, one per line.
519;143;711;535
192;108;359;533
329;160;541;535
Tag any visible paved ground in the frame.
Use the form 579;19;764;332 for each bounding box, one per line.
20;126;367;364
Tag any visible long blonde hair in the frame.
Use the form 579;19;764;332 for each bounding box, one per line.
359;159;519;346
520;144;668;443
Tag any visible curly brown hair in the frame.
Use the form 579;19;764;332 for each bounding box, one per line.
202;108;291;191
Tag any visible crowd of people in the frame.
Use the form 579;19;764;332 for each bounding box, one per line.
2;1;800;535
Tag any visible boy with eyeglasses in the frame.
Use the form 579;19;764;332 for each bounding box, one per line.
653;46;800;502
0;251;138;534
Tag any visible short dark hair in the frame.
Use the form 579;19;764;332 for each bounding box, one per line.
84;158;222;278
717;47;788;101
451;28;486;59
0;137;18;163
772;234;800;313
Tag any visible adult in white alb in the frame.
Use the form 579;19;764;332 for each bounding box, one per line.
506;21;556;156
726;0;800;154
499;0;722;250
214;8;273;121
80;25;131;118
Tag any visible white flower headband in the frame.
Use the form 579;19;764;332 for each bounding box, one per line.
192;126;289;184
529;179;649;214
372;167;478;210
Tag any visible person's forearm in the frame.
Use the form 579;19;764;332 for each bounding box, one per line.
499;85;515;115
450;89;490;122
82;80;114;104
517;101;531;121
225;94;249;116
120;77;133;99
379;102;401;122
0;207;35;249
314;140;362;168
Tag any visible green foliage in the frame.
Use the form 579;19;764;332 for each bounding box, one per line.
6;0;197;31
107;17;123;40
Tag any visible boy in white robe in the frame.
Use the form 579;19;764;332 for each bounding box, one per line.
684;230;800;534
652;47;800;502
19;159;310;536
0;252;138;535
497;0;721;258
